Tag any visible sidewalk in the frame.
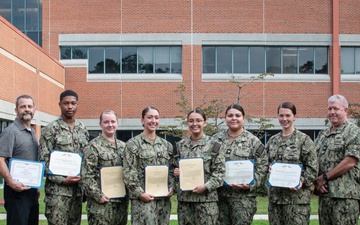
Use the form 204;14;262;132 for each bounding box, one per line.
0;214;320;220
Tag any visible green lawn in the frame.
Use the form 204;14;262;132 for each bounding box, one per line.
1;189;359;225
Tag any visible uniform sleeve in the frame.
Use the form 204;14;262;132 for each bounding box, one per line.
251;140;268;192
204;142;226;192
123;140;144;198
39;126;65;184
80;143;102;201
167;142;176;190
300;136;318;187
344;126;360;160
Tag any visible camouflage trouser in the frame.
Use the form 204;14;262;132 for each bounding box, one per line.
217;196;256;225
130;198;171;225
44;194;82;225
268;202;310;225
319;197;359;225
178;201;218;225
87;198;129;225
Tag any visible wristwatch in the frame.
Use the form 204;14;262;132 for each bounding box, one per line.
322;173;328;181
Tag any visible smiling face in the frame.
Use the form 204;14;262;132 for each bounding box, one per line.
100;112;118;137
15;97;35;123
327;101;348;129
225;108;244;132
187;112;206;136
141;108;160;133
278;108;296;130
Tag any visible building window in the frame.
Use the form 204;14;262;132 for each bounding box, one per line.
0;0;42;46
341;47;360;74
203;46;328;74
60;46;182;74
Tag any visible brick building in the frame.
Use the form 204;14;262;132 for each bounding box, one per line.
1;0;360;142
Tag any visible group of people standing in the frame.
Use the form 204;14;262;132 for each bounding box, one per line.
0;90;359;225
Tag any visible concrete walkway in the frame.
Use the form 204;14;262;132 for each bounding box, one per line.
0;214;320;220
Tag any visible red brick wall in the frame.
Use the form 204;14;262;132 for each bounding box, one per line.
41;1;360;120
0;17;64;116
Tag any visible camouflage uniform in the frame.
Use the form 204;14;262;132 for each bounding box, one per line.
211;129;268;225
174;134;225;225
81;134;129;225
266;129;318;225
39;118;89;225
315;121;360;225
123;134;175;225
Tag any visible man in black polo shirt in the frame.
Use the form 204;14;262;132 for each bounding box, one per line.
0;95;39;225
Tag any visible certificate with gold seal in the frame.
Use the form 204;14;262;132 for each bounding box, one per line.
48;150;83;176
224;160;254;185
268;162;302;188
179;158;204;191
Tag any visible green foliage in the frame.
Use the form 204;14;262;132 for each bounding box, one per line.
349;102;360;127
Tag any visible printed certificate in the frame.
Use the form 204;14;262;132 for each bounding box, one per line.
145;165;169;197
224;160;254;185
268;162;302;188
48;150;82;176
100;166;126;198
179;158;204;191
9;158;45;188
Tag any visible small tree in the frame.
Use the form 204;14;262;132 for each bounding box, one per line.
349;103;360;127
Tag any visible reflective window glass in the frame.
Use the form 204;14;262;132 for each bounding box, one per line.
138;47;153;73
250;47;265;73
356;48;360;74
171;47;182;73
283;48;298;73
341;48;354;74
27;31;38;44
266;47;281;73
217;47;232;73
0;1;11;22
155;47;170;73
60;47;71;59
105;47;120;73
122;47;137;73
89;47;104;73
234;47;248;73
72;47;87;59
13;0;25;30
203;47;216;73
315;47;328;74
26;0;39;30
299;47;314;74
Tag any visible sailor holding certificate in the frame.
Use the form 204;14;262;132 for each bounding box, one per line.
81;110;128;225
266;102;318;225
211;104;268;225
174;109;225;225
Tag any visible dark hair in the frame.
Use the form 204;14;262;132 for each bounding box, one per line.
141;106;159;118
187;109;206;121
225;104;245;117
277;102;297;115
15;95;34;108
60;90;78;102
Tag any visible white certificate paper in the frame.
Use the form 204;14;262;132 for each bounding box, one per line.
179;158;204;191
100;166;126;198
9;158;45;188
145;165;169;197
48;150;82;176
224;160;254;185
268;162;302;188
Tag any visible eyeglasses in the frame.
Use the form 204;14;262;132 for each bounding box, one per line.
187;119;204;124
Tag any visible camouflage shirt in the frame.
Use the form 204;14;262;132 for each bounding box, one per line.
39;118;89;197
212;129;268;197
123;134;175;199
315;121;360;199
81;134;126;203
266;129;318;204
174;134;225;202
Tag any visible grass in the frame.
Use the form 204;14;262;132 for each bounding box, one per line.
1;189;358;225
